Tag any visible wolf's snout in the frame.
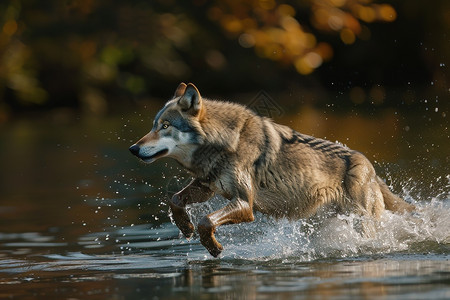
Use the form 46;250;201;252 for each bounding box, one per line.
129;144;140;156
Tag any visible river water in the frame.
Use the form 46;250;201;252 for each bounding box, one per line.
0;98;448;299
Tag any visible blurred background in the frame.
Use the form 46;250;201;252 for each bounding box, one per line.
0;0;449;119
0;3;448;297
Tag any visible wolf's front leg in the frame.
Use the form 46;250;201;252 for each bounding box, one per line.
198;198;254;257
169;179;213;239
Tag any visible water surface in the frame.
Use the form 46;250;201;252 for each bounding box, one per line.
0;101;448;299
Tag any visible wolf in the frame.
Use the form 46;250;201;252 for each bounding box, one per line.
129;83;414;257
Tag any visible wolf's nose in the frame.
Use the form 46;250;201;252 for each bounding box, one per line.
129;144;140;156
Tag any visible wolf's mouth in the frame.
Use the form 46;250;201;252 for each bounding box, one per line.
143;148;169;161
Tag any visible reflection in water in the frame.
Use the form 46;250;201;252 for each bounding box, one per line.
0;105;448;299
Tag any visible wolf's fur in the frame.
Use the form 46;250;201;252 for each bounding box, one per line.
130;83;414;257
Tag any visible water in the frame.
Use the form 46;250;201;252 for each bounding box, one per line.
0;103;448;299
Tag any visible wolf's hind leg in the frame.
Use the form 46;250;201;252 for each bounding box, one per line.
343;154;385;237
344;154;385;218
169;179;213;239
198;199;254;257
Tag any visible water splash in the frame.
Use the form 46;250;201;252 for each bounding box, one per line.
180;182;449;261
3;179;447;275
70;174;450;264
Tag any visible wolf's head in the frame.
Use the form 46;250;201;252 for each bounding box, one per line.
129;83;206;167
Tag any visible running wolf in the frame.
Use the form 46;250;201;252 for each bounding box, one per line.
129;83;414;257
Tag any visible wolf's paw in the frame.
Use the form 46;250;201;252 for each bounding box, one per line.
179;222;195;239
199;232;223;257
206;243;223;258
198;216;223;257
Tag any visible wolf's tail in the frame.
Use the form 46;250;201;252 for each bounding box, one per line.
377;176;415;213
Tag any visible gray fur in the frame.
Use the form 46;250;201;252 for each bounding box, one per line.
187;100;374;219
130;83;414;257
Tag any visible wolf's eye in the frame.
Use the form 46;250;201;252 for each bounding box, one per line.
162;123;170;129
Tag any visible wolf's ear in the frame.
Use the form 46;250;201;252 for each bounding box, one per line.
174;82;187;98
178;83;203;116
